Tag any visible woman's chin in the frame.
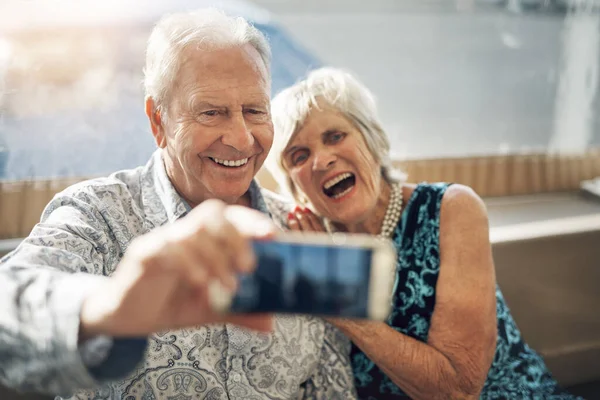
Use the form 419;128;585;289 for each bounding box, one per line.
325;209;365;228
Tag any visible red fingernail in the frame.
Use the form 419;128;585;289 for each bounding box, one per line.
287;212;295;220
303;207;311;213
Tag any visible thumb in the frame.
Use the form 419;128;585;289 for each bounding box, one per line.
225;205;277;240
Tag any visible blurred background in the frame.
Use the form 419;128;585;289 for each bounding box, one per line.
1;0;600;399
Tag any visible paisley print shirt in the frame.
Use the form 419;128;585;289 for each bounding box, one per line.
0;150;357;400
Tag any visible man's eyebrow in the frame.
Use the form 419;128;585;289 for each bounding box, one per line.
243;102;269;108
191;101;223;110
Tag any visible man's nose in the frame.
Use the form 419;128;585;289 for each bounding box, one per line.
221;112;255;151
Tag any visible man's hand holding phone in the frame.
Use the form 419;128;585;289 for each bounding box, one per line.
79;200;276;340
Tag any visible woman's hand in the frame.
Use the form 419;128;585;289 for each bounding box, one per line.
287;206;326;232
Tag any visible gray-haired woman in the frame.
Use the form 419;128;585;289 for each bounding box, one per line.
266;67;581;400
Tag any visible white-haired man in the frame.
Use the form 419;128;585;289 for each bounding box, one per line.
0;9;357;399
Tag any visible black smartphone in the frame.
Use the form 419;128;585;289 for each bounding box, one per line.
209;232;397;321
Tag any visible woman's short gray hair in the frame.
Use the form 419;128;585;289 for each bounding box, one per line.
144;8;271;117
266;67;405;201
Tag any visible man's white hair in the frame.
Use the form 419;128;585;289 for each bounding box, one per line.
144;8;271;117
266;67;405;202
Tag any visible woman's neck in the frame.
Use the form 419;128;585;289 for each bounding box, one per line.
331;179;392;236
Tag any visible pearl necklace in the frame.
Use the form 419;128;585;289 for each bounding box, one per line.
324;182;403;239
378;182;403;239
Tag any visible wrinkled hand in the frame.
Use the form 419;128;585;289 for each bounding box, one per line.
287;206;326;233
80;200;276;339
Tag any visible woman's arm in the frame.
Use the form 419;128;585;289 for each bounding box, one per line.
291;184;497;400
335;185;497;399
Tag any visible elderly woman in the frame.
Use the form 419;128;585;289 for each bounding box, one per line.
265;67;580;400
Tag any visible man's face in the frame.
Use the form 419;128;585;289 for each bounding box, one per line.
148;44;273;206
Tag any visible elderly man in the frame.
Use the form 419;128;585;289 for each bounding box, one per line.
0;9;356;399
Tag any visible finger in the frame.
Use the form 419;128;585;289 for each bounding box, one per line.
192;202;257;274
167;284;219;328
129;233;208;288
165;241;210;287
301;208;326;232
225;205;277;240
293;208;315;232
287;212;301;231
187;232;239;291
165;218;240;291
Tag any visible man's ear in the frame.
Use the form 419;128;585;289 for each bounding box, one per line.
145;96;167;148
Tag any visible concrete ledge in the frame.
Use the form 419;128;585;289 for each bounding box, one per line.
490;214;600;243
0;238;22;257
492;228;600;386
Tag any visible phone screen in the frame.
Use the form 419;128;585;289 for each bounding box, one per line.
229;240;374;317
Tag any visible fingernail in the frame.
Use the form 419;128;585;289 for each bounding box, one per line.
208;281;233;314
287;212;295;220
294;205;302;213
303;207;311;214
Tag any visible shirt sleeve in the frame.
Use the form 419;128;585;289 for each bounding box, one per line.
0;193;146;395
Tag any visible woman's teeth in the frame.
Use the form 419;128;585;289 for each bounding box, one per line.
331;185;353;199
324;172;352;189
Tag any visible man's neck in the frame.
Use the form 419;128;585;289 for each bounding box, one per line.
185;190;252;209
234;191;252;208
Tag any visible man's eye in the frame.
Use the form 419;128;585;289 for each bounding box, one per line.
202;110;218;117
245;109;263;115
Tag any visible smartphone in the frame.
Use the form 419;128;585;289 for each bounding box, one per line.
209;232;397;321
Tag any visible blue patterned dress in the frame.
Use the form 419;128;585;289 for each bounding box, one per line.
351;183;581;399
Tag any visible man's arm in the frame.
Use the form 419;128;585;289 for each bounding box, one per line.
1;195;279;396
0;194;143;394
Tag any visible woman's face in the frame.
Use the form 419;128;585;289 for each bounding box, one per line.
283;106;384;226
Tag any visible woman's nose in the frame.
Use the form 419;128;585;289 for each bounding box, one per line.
313;151;337;171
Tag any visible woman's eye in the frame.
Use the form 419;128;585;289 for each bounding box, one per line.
292;150;309;165
327;131;346;143
203;110;218;117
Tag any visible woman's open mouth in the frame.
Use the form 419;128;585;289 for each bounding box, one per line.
322;172;356;199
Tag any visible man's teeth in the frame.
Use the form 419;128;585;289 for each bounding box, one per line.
332;186;353;199
324;172;352;189
211;157;249;167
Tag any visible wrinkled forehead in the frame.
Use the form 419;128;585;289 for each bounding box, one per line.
285;101;357;148
174;44;271;104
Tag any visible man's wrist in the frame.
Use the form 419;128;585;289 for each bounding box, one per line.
78;280;116;343
79;335;114;368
